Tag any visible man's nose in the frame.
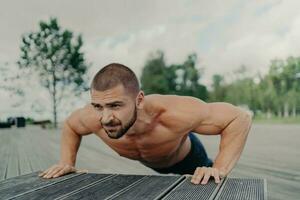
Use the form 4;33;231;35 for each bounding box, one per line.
101;109;113;124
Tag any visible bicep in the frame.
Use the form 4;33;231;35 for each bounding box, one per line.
189;101;242;135
160;95;242;136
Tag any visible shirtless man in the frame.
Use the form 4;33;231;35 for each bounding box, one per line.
39;63;252;185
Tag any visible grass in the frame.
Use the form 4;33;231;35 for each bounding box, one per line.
253;115;300;124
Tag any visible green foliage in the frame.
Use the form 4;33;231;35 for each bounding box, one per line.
140;51;208;100
0;62;25;96
18;18;89;128
210;74;226;102
140;51;173;94
208;57;300;118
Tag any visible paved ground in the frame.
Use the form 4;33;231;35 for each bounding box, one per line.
0;124;299;200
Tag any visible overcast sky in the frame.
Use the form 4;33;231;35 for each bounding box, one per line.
1;0;300;120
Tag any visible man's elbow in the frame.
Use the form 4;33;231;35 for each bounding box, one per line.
240;110;252;133
245;110;253;123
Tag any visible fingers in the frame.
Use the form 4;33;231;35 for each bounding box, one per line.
53;165;77;178
39;165;57;177
38;169;49;177
201;171;211;185
53;168;66;178
191;167;205;184
43;166;62;179
39;164;76;179
190;167;222;185
46;167;64;178
213;169;220;183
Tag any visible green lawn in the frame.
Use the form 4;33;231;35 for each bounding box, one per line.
253;116;300;124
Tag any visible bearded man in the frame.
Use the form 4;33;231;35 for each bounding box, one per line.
39;63;252;185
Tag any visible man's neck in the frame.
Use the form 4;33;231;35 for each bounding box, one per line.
126;107;153;136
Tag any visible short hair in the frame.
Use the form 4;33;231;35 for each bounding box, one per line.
91;63;140;97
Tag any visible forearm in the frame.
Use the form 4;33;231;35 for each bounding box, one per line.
59;120;82;166
213;111;252;176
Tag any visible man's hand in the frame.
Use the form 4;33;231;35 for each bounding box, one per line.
38;164;87;179
190;167;223;185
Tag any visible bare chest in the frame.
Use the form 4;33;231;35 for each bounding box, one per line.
95;123;189;165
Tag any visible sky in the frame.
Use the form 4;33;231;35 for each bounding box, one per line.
1;0;300;121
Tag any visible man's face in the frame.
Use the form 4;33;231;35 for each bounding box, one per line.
90;85;138;139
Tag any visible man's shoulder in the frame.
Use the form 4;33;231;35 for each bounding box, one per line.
144;94;177;112
68;104;102;134
145;94;206;109
145;93;185;104
144;94;209;126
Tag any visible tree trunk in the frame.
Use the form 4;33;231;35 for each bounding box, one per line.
284;102;289;118
52;70;57;128
267;109;272;119
292;104;296;117
277;108;282;118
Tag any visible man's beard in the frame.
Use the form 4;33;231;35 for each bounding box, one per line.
103;106;137;139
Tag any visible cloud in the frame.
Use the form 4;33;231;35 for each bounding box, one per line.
200;0;300;84
1;0;300;119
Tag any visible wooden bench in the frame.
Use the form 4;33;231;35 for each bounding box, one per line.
0;172;267;200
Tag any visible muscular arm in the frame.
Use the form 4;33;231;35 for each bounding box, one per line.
40;105;100;178
195;102;252;176
159;95;252;180
60;104;102;165
59;120;81;166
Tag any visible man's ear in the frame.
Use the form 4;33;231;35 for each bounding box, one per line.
136;91;145;109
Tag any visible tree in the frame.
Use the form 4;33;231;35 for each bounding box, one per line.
281;57;300;117
141;51;177;94
141;51;208;100
0;62;24;96
209;74;226;102
18;18;89;128
174;54;208;100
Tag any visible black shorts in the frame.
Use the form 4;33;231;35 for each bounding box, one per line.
150;133;213;175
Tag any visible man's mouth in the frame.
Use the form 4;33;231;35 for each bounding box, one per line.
105;125;120;130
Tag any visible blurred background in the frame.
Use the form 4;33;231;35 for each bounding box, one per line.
1;0;300;125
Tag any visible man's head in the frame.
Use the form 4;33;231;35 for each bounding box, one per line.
90;63;144;139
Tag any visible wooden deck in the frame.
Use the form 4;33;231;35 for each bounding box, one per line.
0;172;266;199
0;124;300;199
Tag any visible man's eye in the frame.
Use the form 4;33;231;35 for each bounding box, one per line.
95;106;103;111
110;105;120;108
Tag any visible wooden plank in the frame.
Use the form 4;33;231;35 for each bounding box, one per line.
16;130;33;175
0;172;83;199
6;130;20;178
162;176;225;200
24;131;44;171
0;130;10;180
31;131;56;169
1;124;281;198
58;174;146;200
18;143;33;175
11;173;112;200
107;175;184;200
0;172;40;189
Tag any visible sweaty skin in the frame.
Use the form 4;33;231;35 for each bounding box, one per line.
39;85;252;185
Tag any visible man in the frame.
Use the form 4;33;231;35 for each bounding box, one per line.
39;63;252;185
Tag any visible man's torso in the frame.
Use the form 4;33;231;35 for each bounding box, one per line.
93;116;191;168
83;94;201;168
